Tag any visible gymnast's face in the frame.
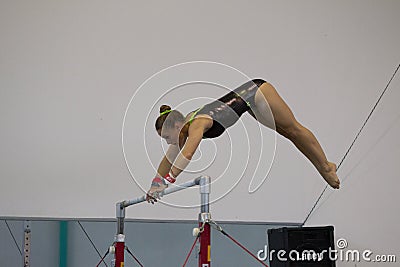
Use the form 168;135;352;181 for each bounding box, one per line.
157;124;181;145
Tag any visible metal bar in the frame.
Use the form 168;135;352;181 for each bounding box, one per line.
122;176;201;207
116;202;125;235
200;176;210;214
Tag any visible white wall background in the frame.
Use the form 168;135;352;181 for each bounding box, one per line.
1;1;399;262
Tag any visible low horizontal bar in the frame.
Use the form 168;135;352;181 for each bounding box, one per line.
122;176;202;208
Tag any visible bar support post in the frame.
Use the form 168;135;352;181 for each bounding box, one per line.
198;176;211;267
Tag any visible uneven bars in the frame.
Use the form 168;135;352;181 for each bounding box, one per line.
122;176;202;208
113;176;209;267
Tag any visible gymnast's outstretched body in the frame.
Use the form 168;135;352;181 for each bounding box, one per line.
146;79;340;203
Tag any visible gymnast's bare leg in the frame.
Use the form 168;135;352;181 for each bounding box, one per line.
251;82;340;189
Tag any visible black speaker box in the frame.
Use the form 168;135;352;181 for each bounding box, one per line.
267;226;336;267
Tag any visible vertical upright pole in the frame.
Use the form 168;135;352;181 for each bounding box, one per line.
23;221;31;267
114;202;126;267
198;176;211;267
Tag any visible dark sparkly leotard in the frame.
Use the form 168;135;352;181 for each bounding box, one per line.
189;79;266;139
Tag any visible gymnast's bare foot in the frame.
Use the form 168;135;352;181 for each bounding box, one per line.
321;162;340;189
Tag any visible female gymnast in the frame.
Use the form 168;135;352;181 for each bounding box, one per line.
146;79;340;203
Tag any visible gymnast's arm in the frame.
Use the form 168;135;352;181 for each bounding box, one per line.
156;144;180;177
146;119;211;203
170;118;211;179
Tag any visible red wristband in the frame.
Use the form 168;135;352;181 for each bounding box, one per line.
151;177;166;187
164;172;176;184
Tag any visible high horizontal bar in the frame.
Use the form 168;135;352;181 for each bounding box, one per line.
122;176;203;208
